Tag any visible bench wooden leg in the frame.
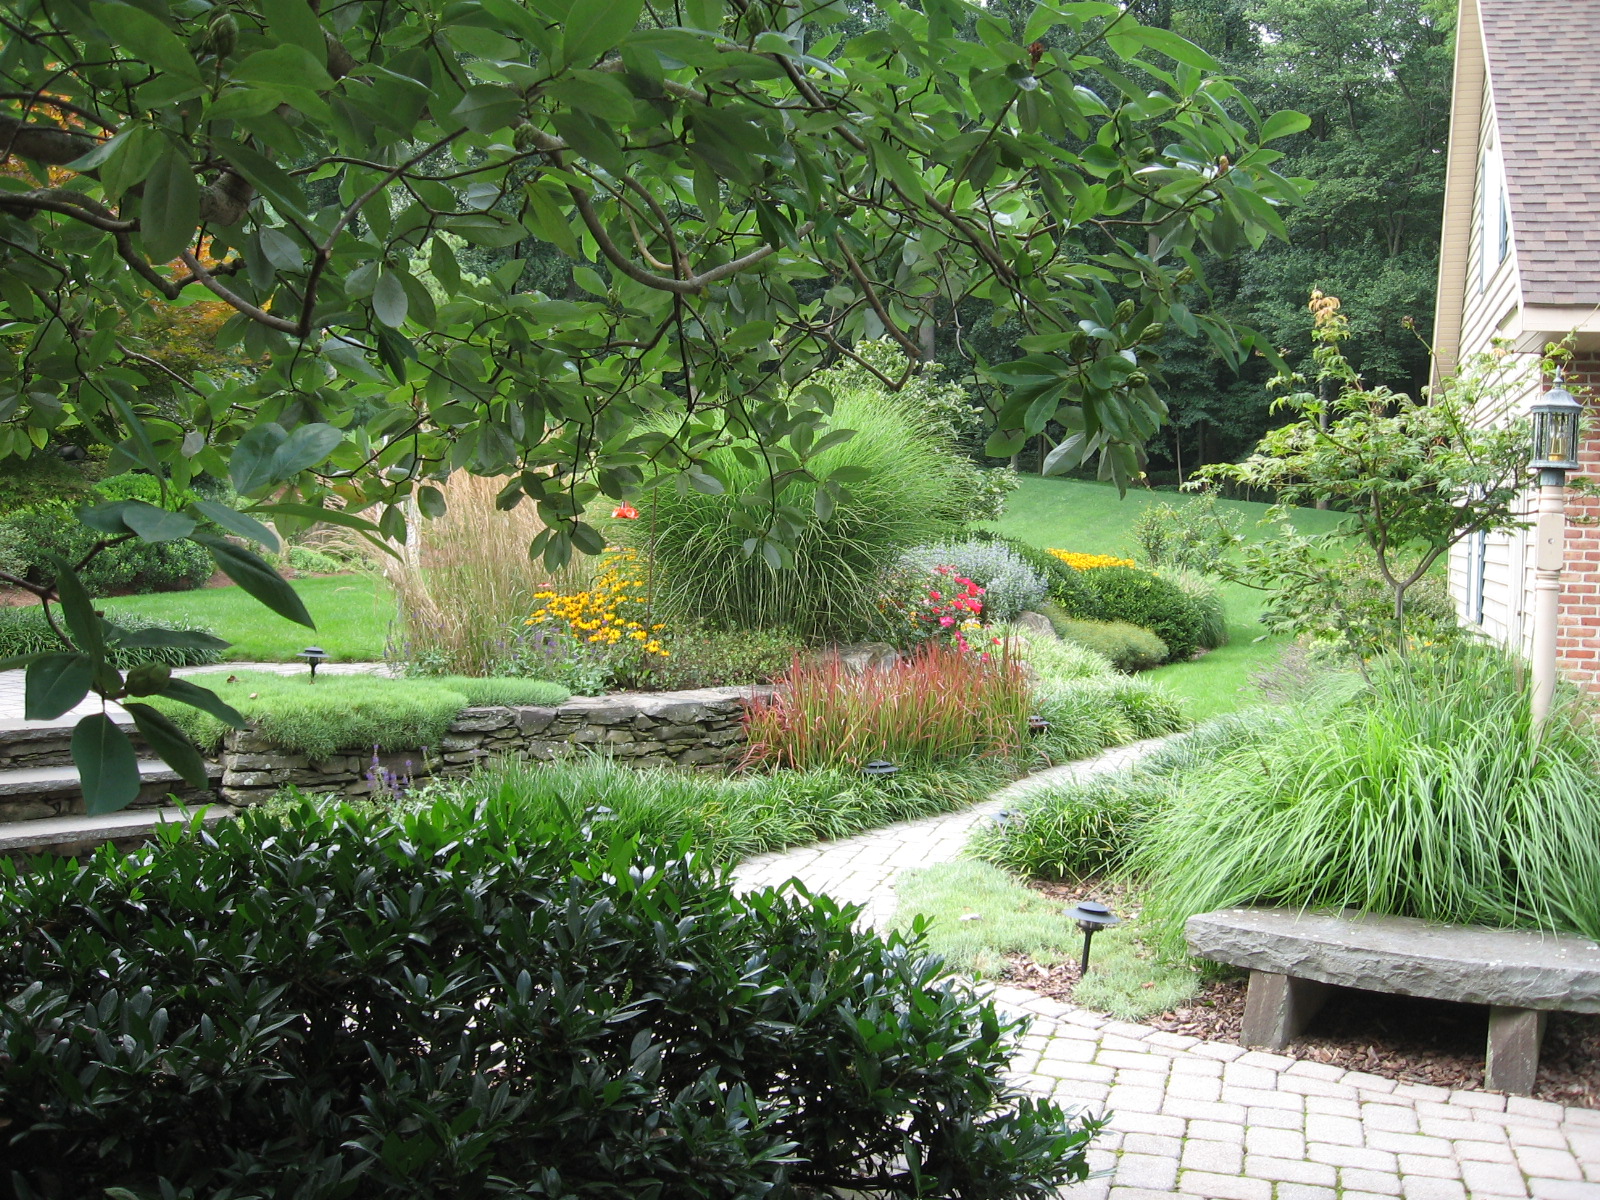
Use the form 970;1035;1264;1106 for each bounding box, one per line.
1486;1006;1547;1095
1241;971;1330;1051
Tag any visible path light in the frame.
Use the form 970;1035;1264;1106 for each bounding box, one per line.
1028;714;1051;735
1530;372;1584;732
1065;900;1121;975
299;646;328;682
861;759;900;779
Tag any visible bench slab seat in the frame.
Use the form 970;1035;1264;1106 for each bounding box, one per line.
1186;907;1600;1094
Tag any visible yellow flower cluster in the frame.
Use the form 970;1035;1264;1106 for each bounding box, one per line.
1047;550;1136;570
524;548;669;656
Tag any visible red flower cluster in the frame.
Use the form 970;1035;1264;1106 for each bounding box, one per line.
925;566;983;629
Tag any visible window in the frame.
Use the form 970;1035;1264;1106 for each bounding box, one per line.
1479;135;1509;292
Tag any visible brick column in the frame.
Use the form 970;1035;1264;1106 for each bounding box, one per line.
1555;353;1600;694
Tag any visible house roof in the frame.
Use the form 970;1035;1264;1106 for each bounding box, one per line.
1480;0;1600;307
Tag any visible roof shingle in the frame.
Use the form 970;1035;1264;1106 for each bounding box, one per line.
1480;0;1600;306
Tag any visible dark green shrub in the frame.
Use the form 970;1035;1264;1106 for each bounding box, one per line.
0;453;98;514
0;476;214;596
1046;613;1168;672
0;797;1096;1198
1078;566;1204;660
0;606;224;669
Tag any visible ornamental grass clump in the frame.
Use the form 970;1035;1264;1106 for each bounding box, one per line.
1135;644;1600;952
633;388;970;640
742;642;1032;770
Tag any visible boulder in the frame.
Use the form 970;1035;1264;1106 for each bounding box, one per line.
1011;611;1057;640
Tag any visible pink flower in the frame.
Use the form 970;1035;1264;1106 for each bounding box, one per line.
929;590;941;600
939;616;955;627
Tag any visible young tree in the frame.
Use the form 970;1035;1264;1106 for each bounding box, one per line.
0;0;1306;808
1199;294;1533;660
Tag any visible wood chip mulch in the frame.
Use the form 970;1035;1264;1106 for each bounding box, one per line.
1006;881;1600;1110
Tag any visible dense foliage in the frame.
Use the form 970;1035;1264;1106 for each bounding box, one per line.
1061;565;1208;661
1045;614;1169;672
900;539;1049;625
0;797;1097;1198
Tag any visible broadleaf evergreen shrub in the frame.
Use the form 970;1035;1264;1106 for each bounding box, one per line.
971;531;1103;618
1072;565;1205;661
0;797;1097;1198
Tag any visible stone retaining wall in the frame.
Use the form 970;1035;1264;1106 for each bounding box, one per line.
218;685;769;804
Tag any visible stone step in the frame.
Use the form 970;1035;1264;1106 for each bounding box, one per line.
0;714;141;769
0;758;222;822
0;805;238;858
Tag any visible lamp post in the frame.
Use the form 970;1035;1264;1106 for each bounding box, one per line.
299;645;329;683
1064;900;1121;975
1529;373;1583;732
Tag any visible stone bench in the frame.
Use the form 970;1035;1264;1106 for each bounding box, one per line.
1186;906;1600;1094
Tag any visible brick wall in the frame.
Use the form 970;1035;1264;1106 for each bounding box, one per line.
1555;352;1600;693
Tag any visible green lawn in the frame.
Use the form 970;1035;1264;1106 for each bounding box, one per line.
100;573;395;663
987;476;1343;720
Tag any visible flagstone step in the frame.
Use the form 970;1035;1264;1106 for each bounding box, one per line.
0;758;221;822
0;805;237;857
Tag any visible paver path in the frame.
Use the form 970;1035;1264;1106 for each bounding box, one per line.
732;741;1600;1200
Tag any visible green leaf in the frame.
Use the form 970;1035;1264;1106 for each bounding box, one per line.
372;267;409;328
232;44;335;92
77;500;137;535
194;534;315;628
161;677;247;727
44;555;104;661
1259;110;1312;143
91;3;201;80
450;85;522;134
124;702;212;790
192;498;280;551
121;502;198;543
72;713;142;815
24;653;93;721
141;146;200;263
272;423;344;478
416;485;447;519
261;0;327;63
229;424;288;496
561;0;645;67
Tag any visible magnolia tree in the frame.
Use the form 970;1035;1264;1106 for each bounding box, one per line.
1198;294;1534;660
0;0;1306;809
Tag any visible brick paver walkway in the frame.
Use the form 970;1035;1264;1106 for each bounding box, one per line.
732;741;1600;1200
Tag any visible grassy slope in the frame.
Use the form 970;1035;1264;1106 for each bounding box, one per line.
985;477;1344;720
100;574;395;662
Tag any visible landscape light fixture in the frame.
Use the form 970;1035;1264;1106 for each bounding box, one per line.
1065;900;1121;975
1027;714;1051;735
1529;372;1585;732
1531;372;1582;474
299;646;328;682
861;759;900;779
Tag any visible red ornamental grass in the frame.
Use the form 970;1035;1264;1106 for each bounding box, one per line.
741;641;1031;771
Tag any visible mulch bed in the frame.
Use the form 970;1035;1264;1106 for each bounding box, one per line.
1008;881;1600;1109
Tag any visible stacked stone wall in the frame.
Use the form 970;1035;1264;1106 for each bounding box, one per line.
218;686;768;804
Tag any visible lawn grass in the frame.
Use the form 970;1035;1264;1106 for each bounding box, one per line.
986;477;1343;719
99;573;395;663
891;859;1201;1021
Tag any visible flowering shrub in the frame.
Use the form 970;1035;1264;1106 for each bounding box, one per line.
1047;550;1135;571
881;564;989;651
742;642;1033;771
899;538;1047;623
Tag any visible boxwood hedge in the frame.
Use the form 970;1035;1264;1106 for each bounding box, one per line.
0;796;1098;1199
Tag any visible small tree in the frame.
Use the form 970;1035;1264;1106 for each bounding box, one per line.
1199;293;1534;658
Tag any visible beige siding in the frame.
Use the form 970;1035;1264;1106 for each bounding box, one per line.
1458;90;1521;359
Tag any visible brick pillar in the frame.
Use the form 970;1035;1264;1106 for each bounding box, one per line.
1555;353;1600;695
